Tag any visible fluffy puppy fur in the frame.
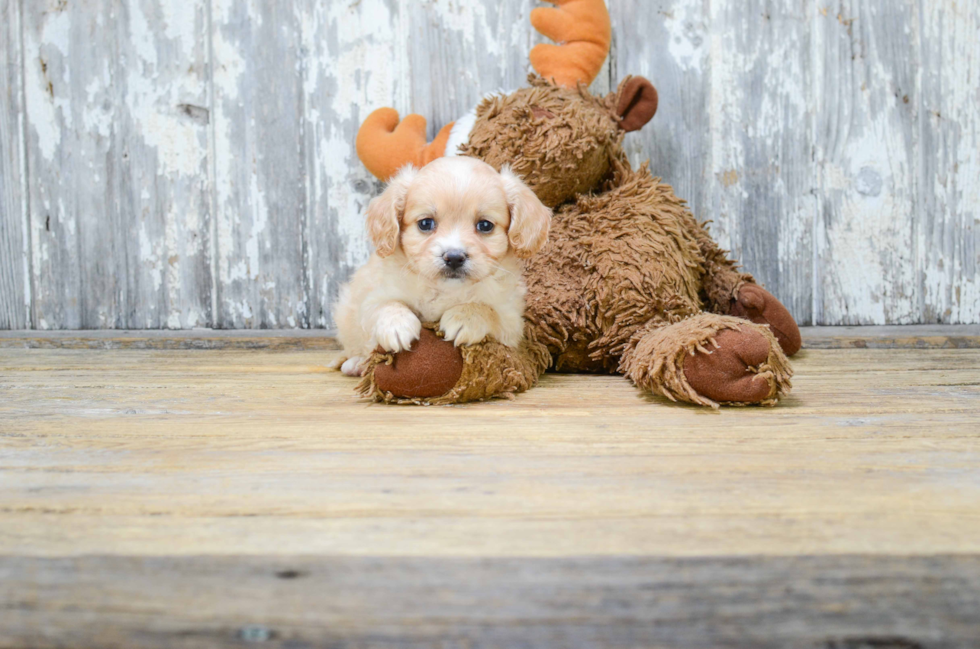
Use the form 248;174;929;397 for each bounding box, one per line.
334;157;552;377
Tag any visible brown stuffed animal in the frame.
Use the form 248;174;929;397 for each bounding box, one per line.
353;0;801;408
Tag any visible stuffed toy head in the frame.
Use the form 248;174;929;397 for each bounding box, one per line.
459;75;658;208
356;0;658;208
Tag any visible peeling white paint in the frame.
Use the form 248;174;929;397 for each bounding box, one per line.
24;29;69;162
139;223;165;293
919;0;980;324
211;24;246;103
665;2;706;73
6;0;980;330
128;2;159;70
41;10;71;57
160;1;199;48
816;0;920;326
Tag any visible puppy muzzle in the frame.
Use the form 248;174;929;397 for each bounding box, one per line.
440;249;469;279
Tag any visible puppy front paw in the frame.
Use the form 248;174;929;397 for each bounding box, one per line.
374;308;422;353
439;306;494;347
340;356;366;377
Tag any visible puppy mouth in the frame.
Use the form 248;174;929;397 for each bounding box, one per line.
440;267;469;280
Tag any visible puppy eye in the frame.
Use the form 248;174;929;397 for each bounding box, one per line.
476;220;495;234
417;217;436;232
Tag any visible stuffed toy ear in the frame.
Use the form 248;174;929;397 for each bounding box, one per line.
615;76;658;132
365;166;417;257
501;166;552;258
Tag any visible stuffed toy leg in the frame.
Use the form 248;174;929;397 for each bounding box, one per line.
621;314;792;408
526;162;794;407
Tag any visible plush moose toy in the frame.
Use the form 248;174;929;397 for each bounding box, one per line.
352;0;801;407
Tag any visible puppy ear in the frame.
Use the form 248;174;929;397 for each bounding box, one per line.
500;165;552;258
366;165;417;257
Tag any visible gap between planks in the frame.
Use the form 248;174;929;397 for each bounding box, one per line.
0;324;977;350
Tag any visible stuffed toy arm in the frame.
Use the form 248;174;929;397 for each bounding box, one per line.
694;226;802;356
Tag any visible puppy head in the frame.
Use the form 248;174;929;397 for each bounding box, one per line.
366;157;551;282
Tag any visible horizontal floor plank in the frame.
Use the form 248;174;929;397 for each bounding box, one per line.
0;329;341;350
1;555;978;649
1;348;978;558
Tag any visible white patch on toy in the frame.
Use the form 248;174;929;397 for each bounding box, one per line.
445;90;512;157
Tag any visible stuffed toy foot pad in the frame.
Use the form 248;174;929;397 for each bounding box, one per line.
731;284;802;356
683;328;781;404
370;328;464;399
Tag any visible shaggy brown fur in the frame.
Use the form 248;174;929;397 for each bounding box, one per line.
460;75;625;208
696;226;755;315
520;159;792;407
541;162;705;369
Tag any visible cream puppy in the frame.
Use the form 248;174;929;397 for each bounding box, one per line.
334;157;552;377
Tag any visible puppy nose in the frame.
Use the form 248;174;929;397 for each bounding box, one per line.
442;249;468;270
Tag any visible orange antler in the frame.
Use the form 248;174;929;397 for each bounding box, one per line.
356;108;454;181
530;0;611;88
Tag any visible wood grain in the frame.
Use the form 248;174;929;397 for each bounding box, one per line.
0;0;29;329
1;346;979;559
0;345;979;645
1;0;980;329
22;0;213;329
707;0;815;325
2;324;977;350
800;324;980;349
210;0;308;328
0;328;340;350
814;0;919;324
298;0;409;329
609;0;711;224
2;555;978;648
407;0;536;140
919;0;980;324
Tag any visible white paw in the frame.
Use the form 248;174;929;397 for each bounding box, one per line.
340;357;365;377
374;310;422;353
440;309;492;346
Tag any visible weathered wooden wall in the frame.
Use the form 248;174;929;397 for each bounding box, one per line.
0;0;977;329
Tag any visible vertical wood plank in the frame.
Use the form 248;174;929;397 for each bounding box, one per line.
406;0;537;141
22;0;212;329
919;0;980;324
608;0;711;221
706;0;815;324
813;0;920;324
211;1;308;328
0;0;31;329
299;0;410;329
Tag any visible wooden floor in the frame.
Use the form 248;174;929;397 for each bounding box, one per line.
1;327;979;648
